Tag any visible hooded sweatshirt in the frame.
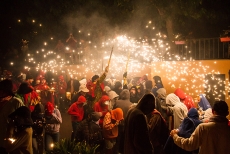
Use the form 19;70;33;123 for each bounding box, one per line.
178;108;202;138
113;89;132;118
93;95;110;127
174;88;195;110
45;102;62;133
68;96;86;122
103;108;123;139
166;93;188;129
156;88;168;124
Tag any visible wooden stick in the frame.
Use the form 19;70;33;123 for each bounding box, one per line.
108;46;114;67
125;51;131;72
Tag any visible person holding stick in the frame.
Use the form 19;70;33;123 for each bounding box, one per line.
87;47;113;106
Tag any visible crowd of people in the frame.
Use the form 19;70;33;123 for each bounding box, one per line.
0;65;230;154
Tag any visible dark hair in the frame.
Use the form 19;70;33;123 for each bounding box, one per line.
153;76;163;85
17;82;33;94
9;106;33;127
114;81;122;89
213;100;229;117
136;93;155;115
0;79;14;98
92;75;99;82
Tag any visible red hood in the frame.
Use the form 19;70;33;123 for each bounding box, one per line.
174;88;186;100
99;95;110;105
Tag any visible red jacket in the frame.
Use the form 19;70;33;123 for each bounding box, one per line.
68;103;84;122
87;81;104;98
93;95;110;127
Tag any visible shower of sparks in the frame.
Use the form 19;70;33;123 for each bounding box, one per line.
11;19;229;101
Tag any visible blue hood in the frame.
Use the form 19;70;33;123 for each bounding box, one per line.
198;94;211;111
187;107;199;119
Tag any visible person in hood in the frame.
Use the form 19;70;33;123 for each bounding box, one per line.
178;108;202;137
44;102;62;151
68;96;86;141
93;95;110;128
124;93;155;154
170;101;230;154
113;81;123;96
71;84;89;104
152;75;164;97
103;108;123;154
198;94;211;111
165;108;202;154
197;94;213;122
0;79;24;154
129;86;140;104
156;88;169;127
5;106;33;154
18;81;40;112
166;93;188;129
113;89;132;153
147;109;169;154
15;82;33;105
107;90;119;110
174;88;195;110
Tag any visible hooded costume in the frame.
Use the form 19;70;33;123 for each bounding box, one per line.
124;93;155;154
5;106;33;154
93;95;110;128
129;86;140;104
174;88;195;110
164;108;202;154
67;96;86;122
166;93;188;129
198;94;211;111
172;101;230;154
103;108;123;139
113;89;132;119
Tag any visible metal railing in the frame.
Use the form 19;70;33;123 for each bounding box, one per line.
174;38;230;60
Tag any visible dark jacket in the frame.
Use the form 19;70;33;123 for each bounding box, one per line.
75;119;102;146
147;110;169;147
124;107;153;154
